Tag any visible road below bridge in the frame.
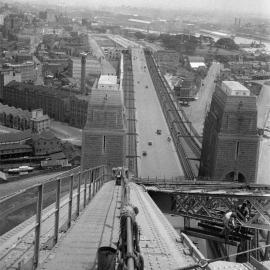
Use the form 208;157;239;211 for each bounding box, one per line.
132;47;183;178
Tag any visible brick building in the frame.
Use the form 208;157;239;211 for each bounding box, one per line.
69;95;89;128
5;61;36;82
32;130;62;156
81;89;126;170
30;109;50;134
199;81;259;183
3;81;69;122
0;130;33;170
0;103;31;130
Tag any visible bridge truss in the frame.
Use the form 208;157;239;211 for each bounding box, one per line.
136;178;270;260
140;180;270;231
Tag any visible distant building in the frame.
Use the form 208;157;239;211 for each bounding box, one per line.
0;103;31;130
71;56;101;78
0;69;22;98
81;89;126;170
174;78;196;101
0;130;33;170
0;14;7;25
69;95;89;128
0;144;33;167
3;70;22;85
97;75;119;91
30;109;50;134
199;81;259;183
5;61;36;82
32;130;62;156
3;82;69;123
0;104;50;132
15;52;33;63
186;56;206;70
219;68;231;81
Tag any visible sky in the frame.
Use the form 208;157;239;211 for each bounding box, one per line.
17;0;270;16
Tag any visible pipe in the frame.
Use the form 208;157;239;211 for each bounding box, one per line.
127;216;135;270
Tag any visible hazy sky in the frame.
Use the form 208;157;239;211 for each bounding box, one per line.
20;0;270;16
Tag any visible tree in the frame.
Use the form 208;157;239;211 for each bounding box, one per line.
215;38;239;50
134;31;145;40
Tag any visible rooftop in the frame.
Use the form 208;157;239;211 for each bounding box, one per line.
0;130;32;144
222;81;250;96
90;89;122;107
190;62;206;69
0;103;31;118
6;61;35;67
32;130;58;141
5;81;71;99
0;143;32;151
98;75;118;85
128;18;151;24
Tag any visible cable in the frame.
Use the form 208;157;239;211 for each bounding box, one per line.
176;242;270;270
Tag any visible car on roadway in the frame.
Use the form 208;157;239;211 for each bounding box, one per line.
145;85;148;88
148;141;152;146
142;151;147;156
156;129;162;135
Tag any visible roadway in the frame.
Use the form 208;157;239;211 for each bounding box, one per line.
183;61;221;135
132;47;183;178
0;171;71;199
107;34;139;48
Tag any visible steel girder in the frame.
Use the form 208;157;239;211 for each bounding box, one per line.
170;189;270;231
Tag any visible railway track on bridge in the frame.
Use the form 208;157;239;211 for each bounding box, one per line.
144;51;200;179
122;51;138;176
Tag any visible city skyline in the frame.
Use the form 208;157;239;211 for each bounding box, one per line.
8;0;270;16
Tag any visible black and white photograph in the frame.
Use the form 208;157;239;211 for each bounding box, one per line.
0;0;270;269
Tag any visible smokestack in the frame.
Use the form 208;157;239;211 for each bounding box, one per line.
80;52;87;95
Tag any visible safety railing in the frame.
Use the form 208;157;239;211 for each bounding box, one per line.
0;165;108;270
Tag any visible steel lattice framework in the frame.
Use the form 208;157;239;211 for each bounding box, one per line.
140;180;270;231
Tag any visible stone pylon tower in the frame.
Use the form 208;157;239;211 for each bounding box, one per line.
199;81;259;183
81;89;126;170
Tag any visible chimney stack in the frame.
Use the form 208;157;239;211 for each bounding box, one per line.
80;52;87;95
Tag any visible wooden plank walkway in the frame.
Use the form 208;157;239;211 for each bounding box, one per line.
38;181;121;270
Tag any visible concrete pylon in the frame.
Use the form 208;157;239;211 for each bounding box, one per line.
199;81;259;183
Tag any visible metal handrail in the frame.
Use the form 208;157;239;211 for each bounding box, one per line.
0;165;108;269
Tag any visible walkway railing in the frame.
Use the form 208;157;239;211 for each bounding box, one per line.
0;165;108;270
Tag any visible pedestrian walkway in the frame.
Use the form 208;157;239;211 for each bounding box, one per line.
39;181;121;270
36;180;252;270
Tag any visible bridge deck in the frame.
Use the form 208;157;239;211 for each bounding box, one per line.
39;181;121;270
130;183;198;269
37;181;202;270
37;181;252;270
